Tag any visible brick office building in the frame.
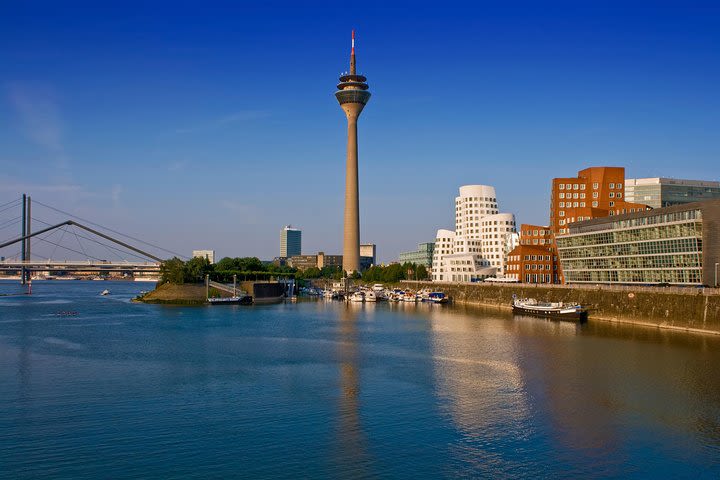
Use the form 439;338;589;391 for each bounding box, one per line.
507;167;650;284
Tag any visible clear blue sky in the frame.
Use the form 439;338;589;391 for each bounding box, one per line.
1;1;718;262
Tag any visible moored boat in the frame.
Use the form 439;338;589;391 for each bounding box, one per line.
208;295;253;305
512;296;587;322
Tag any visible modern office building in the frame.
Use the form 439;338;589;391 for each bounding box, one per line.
280;225;302;258
192;250;215;264
336;30;371;273
625;178;720;209
556;199;720;286
399;242;435;268
432;185;517;282
360;243;376;266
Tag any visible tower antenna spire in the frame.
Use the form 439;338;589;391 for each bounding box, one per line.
350;29;356;75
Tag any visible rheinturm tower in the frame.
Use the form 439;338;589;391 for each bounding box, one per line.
336;30;370;274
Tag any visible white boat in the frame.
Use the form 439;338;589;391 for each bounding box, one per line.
364;291;377;302
100;289;110;296
403;292;418;303
349;291;365;302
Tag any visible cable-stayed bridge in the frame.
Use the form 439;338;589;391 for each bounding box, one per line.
0;195;183;283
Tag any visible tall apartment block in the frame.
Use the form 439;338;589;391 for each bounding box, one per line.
432;185;517;282
625;178;720;209
280;225;301;258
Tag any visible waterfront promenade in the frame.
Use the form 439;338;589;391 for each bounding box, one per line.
402;280;720;335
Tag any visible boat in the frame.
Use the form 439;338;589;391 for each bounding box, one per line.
402;292;418;303
428;292;449;304
364;290;377;302
349;291;365;302
208;295;253;305
512;296;587;322
100;289;110;296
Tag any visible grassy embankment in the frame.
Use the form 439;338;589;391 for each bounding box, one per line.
135;282;227;306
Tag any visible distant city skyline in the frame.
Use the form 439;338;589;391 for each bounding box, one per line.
1;2;718;262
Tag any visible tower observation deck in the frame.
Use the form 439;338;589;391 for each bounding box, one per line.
336;30;371;274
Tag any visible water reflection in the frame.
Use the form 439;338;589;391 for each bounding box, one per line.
426;306;532;475
333;303;372;476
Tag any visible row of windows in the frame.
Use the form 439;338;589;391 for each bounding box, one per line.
558;238;701;260
557;182;623;191
565;269;702;285
611;209;701;230
562;252;702;271
557;222;701;249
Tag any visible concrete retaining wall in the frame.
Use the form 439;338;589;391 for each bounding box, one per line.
401;281;720;335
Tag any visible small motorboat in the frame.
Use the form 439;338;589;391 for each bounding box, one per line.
364;290;377;302
428;292;449;304
100;289;110;296
512;296;587;322
349;291;365;302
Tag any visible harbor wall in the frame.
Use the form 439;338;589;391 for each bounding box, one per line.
400;281;720;335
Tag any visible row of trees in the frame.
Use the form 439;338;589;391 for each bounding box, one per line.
159;256;430;285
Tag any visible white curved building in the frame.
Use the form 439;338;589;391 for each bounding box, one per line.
432;185;517;282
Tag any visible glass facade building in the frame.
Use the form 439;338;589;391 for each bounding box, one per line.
625;178;720;209
556;200;720;286
399;242;435;268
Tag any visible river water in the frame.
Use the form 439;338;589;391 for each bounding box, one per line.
0;280;718;479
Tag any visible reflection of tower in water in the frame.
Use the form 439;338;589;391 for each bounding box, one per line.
332;304;372;474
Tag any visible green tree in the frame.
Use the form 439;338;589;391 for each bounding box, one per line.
159;257;187;284
184;256;211;283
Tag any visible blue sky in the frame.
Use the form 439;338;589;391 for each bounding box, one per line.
1;1;719;262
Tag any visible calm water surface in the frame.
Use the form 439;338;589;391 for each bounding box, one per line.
1;281;719;479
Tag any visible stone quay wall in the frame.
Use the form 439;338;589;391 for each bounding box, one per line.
400;281;720;335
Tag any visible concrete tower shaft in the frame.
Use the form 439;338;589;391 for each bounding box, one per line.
335;30;370;274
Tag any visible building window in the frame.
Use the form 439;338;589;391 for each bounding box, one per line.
559;193;565;199
558;184;564;190
617;192;622;198
573;184;579;190
617;183;623;189
593;183;599;189
559;211;565;217
566;184;572;189
609;192;615;198
593;192;599;198
609;201;615;207
592;201;598;207
610;183;615;189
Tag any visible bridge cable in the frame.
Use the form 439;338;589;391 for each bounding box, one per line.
0;217;21;232
0;201;22;215
32;200;188;259
0;198;21;210
31;217;155;263
49;226;68;261
35;234;106;262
